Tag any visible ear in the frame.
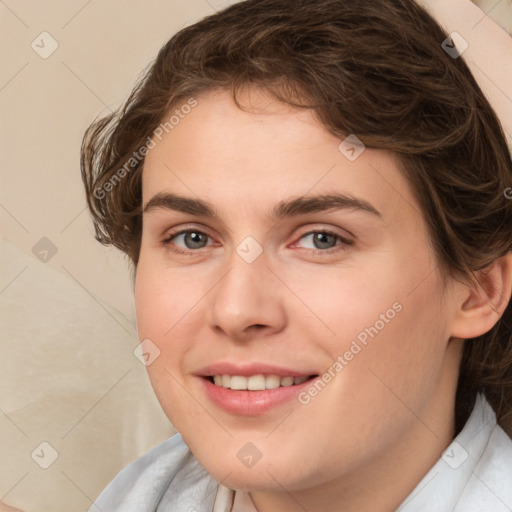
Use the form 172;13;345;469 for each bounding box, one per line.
450;252;512;339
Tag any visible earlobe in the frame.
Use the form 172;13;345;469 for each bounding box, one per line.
450;252;512;339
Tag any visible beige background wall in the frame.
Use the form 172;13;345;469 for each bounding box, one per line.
0;0;240;321
0;1;511;511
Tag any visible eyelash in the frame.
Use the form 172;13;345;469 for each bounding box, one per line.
161;227;353;257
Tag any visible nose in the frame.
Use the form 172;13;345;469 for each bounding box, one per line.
206;253;287;341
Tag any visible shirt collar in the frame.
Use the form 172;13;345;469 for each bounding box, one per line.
398;393;497;511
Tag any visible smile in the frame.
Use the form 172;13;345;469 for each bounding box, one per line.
199;371;319;415
209;374;311;390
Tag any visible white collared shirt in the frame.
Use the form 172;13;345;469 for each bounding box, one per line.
89;394;512;512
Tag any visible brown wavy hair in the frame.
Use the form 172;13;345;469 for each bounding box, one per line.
80;0;512;434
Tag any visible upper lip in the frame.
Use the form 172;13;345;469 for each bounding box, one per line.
196;362;317;378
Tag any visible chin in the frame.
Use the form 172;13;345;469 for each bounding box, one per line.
193;445;315;492
207;462;292;491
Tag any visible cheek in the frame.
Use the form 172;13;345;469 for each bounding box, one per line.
290;254;448;404
134;256;207;342
134;256;216;424
134;261;182;391
281;270;448;474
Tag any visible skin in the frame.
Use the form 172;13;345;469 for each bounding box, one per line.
135;87;510;512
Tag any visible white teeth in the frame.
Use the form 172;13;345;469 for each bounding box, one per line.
211;374;310;390
247;375;266;390
266;375;281;389
230;376;247;390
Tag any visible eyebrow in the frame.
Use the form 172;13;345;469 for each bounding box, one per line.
143;192;381;220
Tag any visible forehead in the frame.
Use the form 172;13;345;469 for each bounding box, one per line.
141;88;416;222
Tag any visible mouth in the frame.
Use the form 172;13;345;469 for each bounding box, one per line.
206;374;315;390
196;362;320;414
197;366;319;415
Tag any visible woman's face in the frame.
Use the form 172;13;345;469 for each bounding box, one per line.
135;88;464;494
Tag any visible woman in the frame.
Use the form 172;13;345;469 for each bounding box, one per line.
80;0;512;510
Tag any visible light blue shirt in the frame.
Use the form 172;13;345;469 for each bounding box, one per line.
88;394;512;511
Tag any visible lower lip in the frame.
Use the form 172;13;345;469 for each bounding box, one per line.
199;377;316;415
